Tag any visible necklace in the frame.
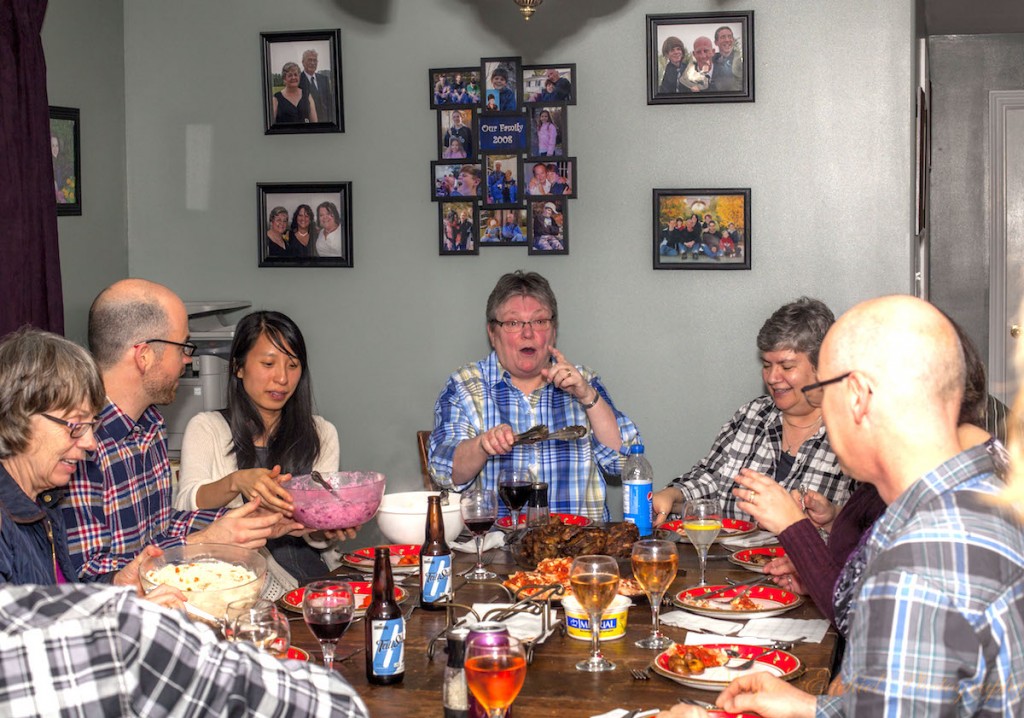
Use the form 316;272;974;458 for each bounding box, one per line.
781;414;822;455
782;413;822;430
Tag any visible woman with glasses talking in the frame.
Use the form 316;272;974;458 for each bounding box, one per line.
428;270;641;520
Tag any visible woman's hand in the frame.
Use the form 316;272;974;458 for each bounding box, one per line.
113;544;163;593
321;527;359;541
731;468;805;534
652;487;683;526
230;465;294;515
478;424;515;457
763;555;807;595
541;348;595;405
801;489;837;530
717;672;818;718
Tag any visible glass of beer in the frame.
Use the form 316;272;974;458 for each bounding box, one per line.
464;634;527;718
570;554;620;672
631;539;679;649
683;499;722;585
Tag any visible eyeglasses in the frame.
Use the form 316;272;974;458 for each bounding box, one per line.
139;338;198;357
801;372;852;408
40;413;98;439
489;317;555;333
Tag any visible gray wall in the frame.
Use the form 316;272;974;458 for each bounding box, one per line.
928;33;1024;363
43;0;128;345
49;1;915;522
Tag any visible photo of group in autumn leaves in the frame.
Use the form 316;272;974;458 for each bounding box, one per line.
653;188;750;270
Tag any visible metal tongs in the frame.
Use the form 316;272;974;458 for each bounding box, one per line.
512;424;588;446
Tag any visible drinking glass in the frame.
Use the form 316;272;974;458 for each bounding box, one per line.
569;554;620;672
631;539;678;649
302;581;355;670
683;499;722;586
497;468;534;533
464;635;527;718
461;488;499;580
225;598;290;656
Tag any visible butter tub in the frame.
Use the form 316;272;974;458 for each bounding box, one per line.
562;594;632;641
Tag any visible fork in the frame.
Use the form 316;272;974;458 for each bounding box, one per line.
630;665;651;680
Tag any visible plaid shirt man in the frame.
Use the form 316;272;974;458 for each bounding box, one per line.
668;396;853;519
429;351;641;520
64;400;223;579
819;444;1024;716
0;583;368;717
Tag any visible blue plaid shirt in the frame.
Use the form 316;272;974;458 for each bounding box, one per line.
818;444;1024;717
63;400;224;579
429;351;641;520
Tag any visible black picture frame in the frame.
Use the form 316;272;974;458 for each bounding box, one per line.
646;11;754;105
261;29;344;134
439;200;480;255
481;154;524;208
528;199;568;255
257;182;353;267
522;63;576;106
49;106;81;216
528;105;568;157
652;188;750;270
481;56;522;112
438;108;476;159
523;158;577;199
429;66;482;109
479;208;528;246
431;160;482;201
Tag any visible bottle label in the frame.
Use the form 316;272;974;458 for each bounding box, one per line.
623;481;653;534
370;618;405;675
421;554;453;603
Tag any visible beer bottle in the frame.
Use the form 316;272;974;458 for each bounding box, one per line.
365;546;405;685
420;494;453;610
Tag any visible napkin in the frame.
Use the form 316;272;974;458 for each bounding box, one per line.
659;610;743;635
469;603;557;642
683;631;772;646
719;530;778;549
590;710;660;718
739;617;830;643
450;531;505;553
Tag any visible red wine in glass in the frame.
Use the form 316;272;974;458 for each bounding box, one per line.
466;516;496;535
497;469;533;530
307;615;352;643
302;581;355;670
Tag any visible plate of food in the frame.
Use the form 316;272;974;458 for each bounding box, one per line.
652;643;802;691
280;582;408;615
341;544;421;574
673;584;802;619
283;646;310;661
495;513;593;531
729;546;786;573
503;557;645;602
658;518;758;544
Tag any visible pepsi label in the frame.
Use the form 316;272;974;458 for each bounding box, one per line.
370;618;405;676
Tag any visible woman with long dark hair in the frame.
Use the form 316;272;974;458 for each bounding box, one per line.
174;311;351;584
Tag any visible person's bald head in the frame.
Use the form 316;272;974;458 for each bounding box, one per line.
88;279;186;370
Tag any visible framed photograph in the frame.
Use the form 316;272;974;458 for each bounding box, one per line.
480;208;528;246
439;200;479;255
438;108;476;159
257;182;352;267
528;199;568;255
430;66;482;109
652;188;750;270
523;158;576;199
646;11;754;105
261;29;344;134
431;160;482;201
522;64;576;105
478;112;528;154
528;105;567;157
481;56;521;112
49;106;81;216
482;154;523;207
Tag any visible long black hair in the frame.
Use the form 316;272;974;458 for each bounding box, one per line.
226;311;320;473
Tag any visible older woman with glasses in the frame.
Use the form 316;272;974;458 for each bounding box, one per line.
652;297;853;524
0;328;184;607
428;270;641;520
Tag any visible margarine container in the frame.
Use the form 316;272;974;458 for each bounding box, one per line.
562;594;631;641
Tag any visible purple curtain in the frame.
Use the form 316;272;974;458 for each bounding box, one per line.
0;0;64;336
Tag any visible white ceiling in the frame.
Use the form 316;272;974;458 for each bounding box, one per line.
925;0;1024;35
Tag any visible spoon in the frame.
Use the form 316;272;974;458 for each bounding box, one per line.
310;471;339;498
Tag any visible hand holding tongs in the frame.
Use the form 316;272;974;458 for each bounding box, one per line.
513;424;588;446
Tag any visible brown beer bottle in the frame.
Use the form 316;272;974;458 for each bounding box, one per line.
420;495;453;610
365;546;405;685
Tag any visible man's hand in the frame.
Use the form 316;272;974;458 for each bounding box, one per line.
717;672;817;718
188;497;283;549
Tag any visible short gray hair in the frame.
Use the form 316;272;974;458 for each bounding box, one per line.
756;297;835;368
88;291;169;370
0;328;105;458
485;271;558;325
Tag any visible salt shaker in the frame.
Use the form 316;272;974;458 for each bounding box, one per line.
525;482;549;527
443;626;470;718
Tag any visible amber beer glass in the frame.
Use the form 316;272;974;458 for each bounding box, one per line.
365;546;405;685
631;539;678;649
420;494;454;610
569;555;620;672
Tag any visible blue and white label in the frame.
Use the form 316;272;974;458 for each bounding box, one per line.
370;618;405;675
567;615;621;631
623;481;653;535
421;554;453;603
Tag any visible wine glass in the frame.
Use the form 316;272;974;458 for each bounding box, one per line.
464;635;527;718
569;554;620;672
225;598;290;657
683;499;722;586
497;468;534;533
302;581;355;670
631;539;678;649
461;488;499;580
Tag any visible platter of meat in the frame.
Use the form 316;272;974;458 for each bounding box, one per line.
652;643;802;690
510;521;638;567
672;584;801;619
728;546;786;573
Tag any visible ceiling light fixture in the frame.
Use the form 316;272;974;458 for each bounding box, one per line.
514;0;543;21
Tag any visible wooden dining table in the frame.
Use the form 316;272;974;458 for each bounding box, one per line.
288;537;840;717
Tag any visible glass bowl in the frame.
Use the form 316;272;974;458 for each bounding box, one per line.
286;471;386;530
140;544;267;620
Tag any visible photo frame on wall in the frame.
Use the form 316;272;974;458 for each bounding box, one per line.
479;208;528;246
49;106;81;216
652;188;750;270
481;56;522;112
528;105;567;157
431;160;482;201
528;199;568;255
439;200;480;255
482;154;523;207
524;158;576;199
257;182;352;267
430;66;482;109
261;29;344;134
646;11;754;105
439;108;476;159
522;64;576;105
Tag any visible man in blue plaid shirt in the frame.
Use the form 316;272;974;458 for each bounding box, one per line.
679;296;1024;717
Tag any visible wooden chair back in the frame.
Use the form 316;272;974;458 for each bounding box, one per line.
417;430;434;489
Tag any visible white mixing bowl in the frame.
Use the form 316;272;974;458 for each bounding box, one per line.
376;490;465;546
